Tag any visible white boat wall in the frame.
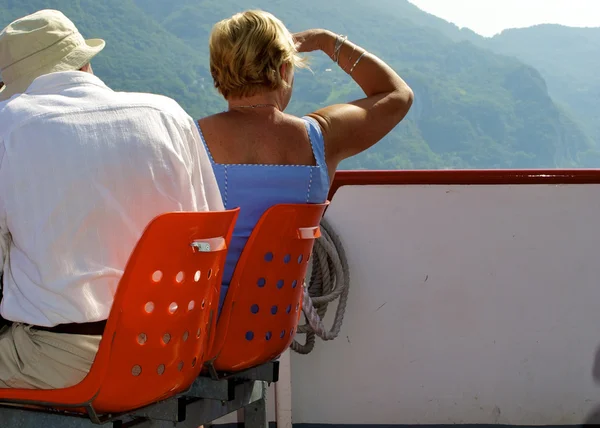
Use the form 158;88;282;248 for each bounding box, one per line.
217;169;600;427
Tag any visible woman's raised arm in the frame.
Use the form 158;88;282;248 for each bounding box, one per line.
294;29;414;169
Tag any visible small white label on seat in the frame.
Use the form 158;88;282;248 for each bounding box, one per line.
297;227;321;239
191;237;226;252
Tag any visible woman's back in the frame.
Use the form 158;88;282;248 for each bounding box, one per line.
197;111;329;308
199;110;332;168
201;10;413;311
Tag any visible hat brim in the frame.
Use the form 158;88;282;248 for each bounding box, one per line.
0;38;105;102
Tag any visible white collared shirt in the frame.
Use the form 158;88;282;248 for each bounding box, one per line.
0;71;223;326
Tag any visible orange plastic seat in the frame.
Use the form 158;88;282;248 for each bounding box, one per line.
0;209;239;417
209;202;329;372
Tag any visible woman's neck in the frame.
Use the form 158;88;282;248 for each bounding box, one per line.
228;92;283;111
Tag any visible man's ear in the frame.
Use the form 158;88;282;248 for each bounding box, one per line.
79;63;93;74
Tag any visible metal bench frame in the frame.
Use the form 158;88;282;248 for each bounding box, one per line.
0;361;278;428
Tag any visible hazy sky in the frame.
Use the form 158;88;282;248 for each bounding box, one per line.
408;0;600;37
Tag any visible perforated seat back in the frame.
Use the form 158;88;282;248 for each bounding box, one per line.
210;203;328;372
0;210;238;414
92;210;239;411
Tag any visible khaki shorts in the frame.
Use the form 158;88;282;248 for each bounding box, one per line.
0;323;101;389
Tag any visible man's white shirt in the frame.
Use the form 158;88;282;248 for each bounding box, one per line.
0;71;223;326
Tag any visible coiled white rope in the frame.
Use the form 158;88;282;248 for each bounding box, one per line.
290;218;349;354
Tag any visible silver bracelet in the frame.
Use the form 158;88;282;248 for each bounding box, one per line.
332;34;347;63
349;51;367;74
344;45;356;72
332;35;343;61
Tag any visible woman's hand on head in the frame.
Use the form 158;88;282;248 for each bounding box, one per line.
305;35;414;173
293;29;333;54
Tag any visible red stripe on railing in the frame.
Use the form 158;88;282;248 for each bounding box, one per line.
329;169;600;199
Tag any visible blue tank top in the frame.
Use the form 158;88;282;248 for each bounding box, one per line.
196;116;330;310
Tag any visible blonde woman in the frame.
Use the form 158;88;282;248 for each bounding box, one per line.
197;10;413;310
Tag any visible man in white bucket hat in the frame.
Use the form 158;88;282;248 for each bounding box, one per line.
0;10;223;389
0;9;105;101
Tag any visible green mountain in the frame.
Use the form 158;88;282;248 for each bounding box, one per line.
1;0;598;169
487;25;600;151
380;7;600;164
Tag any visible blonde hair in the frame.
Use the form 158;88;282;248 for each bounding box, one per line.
209;10;307;99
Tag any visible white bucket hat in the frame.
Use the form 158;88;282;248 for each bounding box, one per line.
0;9;105;101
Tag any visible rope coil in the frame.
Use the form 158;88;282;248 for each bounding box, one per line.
290;218;350;354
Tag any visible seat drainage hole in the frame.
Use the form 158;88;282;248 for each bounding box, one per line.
284;254;291;264
162;333;171;345
157;364;165;375
264;252;274;262
152;270;163;283
137;333;147;345
178;361;184;371
144;302;154;314
245;331;254;341
286;304;292;314
257;278;266;288
251;304;259;314
266;331;272;341
292;280;298;288
277;280;284;289
271;305;278;315
132;365;142;376
280;330;286;339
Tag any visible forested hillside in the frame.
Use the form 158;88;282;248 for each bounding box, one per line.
487;25;600;166
2;0;598;169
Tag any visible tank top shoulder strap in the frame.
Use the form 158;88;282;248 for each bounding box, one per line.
194;120;216;165
302;116;326;168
